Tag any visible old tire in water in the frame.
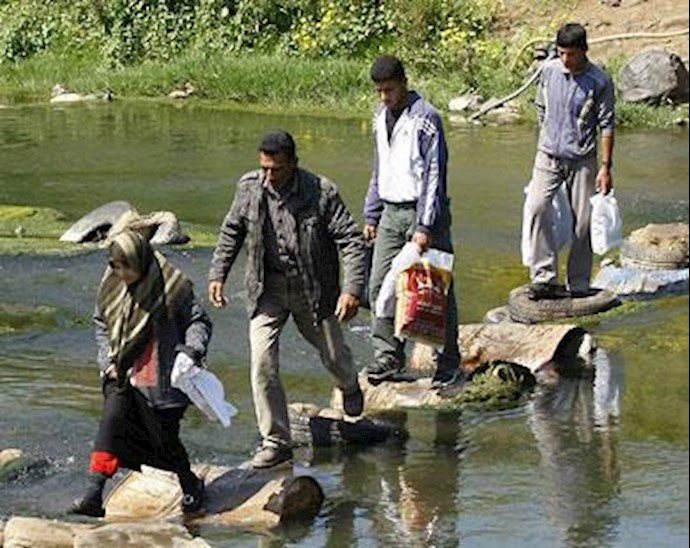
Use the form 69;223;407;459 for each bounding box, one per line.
620;240;688;270
619;223;689;270
59;201;135;243
483;305;513;324
508;285;620;324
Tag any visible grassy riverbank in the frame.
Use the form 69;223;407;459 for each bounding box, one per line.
2;51;688;128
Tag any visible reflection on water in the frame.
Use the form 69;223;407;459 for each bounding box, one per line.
0;102;688;546
529;349;622;547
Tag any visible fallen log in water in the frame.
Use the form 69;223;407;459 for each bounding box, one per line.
105;463;323;529
0;462;324;547
332;323;595;413
411;323;594;375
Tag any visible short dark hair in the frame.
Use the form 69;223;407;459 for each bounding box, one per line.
259;130;296;159
556;23;588;51
370;55;406;83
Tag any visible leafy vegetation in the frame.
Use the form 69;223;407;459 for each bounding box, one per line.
0;0;686;126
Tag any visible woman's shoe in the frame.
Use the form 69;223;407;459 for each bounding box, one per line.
181;476;205;515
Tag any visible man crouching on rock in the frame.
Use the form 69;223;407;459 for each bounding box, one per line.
208;130;367;469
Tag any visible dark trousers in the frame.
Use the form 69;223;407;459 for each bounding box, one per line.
92;379;193;482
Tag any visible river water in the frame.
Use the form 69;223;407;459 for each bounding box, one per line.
0;101;688;547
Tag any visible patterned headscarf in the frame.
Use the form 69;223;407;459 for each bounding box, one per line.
96;230;191;375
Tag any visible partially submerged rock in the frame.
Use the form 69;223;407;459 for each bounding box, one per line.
288;402;407;446
1;516;207;548
0;448;50;482
2;516;95;548
103;210;190;246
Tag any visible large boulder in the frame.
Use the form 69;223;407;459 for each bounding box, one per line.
618;49;689;104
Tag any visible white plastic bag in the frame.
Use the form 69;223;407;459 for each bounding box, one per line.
171;354;237;427
590;190;623;255
521;184;573;266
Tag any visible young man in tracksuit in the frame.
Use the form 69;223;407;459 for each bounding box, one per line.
362;55;462;388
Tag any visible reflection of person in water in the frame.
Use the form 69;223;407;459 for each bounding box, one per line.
332;411;462;546
528;348;622;545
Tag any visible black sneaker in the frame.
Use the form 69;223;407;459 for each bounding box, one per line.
363;362;402;383
342;384;364;417
68;474;106;518
181;477;205;516
430;370;463;389
69;492;105;518
526;282;569;301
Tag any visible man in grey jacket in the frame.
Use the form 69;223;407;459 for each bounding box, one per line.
524;22;615;300
208;131;366;468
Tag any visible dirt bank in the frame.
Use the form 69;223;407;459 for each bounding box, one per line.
499;0;689;65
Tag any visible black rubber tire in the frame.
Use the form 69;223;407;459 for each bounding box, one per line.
508;285;621;324
620;239;688;270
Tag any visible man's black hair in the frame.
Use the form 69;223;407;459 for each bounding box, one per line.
556;23;588;51
259;130;296;159
370;55;406;83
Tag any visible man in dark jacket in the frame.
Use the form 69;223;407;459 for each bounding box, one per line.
208;130;367;468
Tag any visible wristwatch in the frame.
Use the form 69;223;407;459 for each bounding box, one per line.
601;160;613;168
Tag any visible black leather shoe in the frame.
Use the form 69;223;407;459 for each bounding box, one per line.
526;282;569;301
343;384;364;416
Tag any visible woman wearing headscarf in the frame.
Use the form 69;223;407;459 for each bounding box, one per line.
70;229;212;517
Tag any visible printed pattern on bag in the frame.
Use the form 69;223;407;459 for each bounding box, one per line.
394;261;452;347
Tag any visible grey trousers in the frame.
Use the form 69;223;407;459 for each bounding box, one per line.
249;274;358;448
526;150;597;293
368;202;461;373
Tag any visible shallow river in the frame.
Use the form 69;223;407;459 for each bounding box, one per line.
0;101;688;547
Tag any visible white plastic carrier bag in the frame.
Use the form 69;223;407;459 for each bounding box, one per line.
171;353;237;427
590;190;623;255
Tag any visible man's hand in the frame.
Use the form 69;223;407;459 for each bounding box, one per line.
596;165;613;195
411;231;431;253
208;280;228;309
335;293;360;322
363;224;377;242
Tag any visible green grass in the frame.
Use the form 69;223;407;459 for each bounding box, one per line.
2;51;685;127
